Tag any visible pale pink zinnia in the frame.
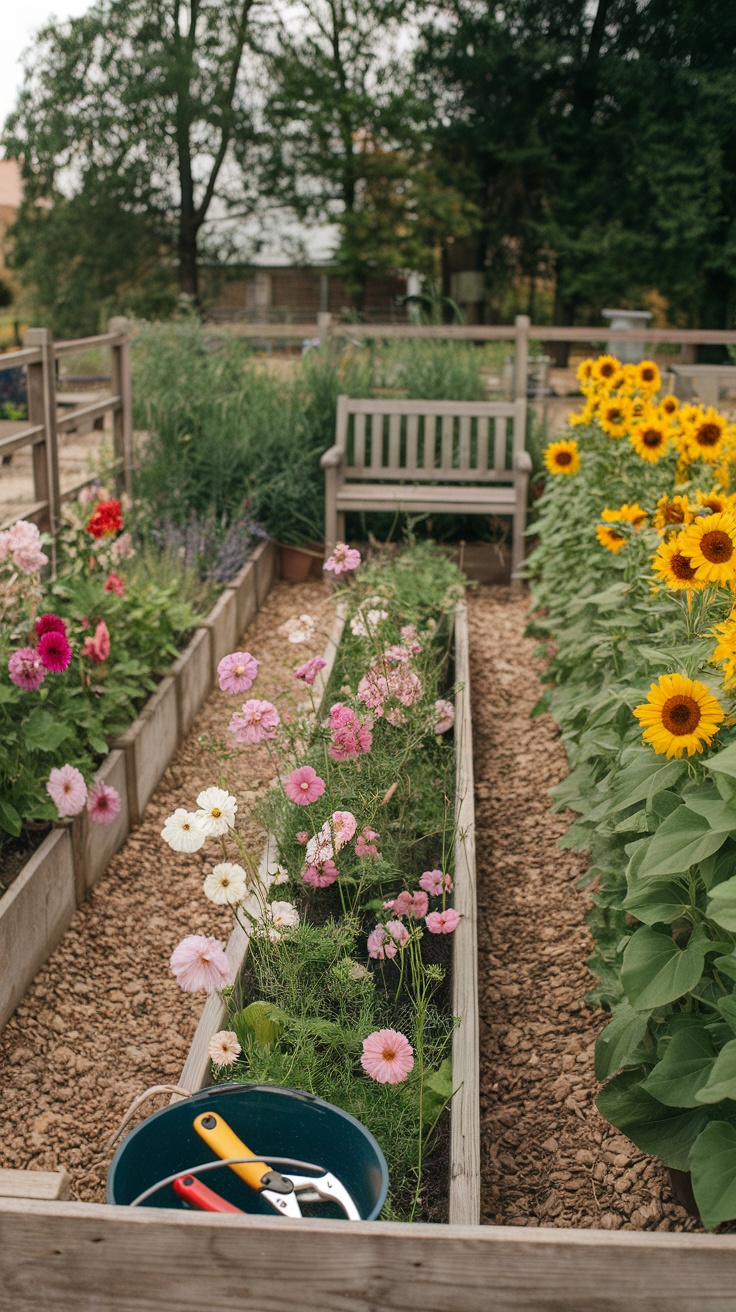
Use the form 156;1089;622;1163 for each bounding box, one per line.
324;542;361;575
229;698;280;744
46;764;87;817
217;651;259;694
361;1029;414;1085
8;647;45;691
434;699;455;733
302;859;339;888
170;935;230;993
83;619;110;664
284;765;326;805
87;781;121;825
38;629;72;672
426;908;461;934
385;919;409;948
295;655;326;685
331;810;357;848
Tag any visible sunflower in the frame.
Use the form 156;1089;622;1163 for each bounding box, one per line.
576;358;595;388
630;413;671;462
636;360;661;393
619;363;639;393
634;672;724;758
602;502;648;528
651;537;705;591
592;354;621;386
695;488;735;516
660;394;679;418
544;438;580;475
568;408;589;426
596;524;626;552
683;407;728;463
598;397;632;439
652;493;694;532
679;511;736;584
712;610;736;689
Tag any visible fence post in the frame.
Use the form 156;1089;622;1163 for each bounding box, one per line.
317;311;333;346
514;314;530;400
23;327;60;544
108;316;133;498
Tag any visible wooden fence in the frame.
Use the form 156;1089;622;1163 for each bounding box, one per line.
0;317;133;538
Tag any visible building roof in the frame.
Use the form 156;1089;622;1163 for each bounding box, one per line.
0;159;22;209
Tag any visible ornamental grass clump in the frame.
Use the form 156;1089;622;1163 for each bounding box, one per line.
163;540;465;1219
529;355;736;1228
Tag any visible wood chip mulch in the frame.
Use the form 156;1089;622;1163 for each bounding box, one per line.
471;584;701;1232
0;580;333;1202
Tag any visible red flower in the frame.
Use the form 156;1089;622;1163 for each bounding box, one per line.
87;499;123;539
103;572;125;597
35;613;67;638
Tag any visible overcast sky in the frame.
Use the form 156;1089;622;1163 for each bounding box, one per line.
1;1;91;135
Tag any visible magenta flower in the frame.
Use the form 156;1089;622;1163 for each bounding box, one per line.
83;619;110;664
170;935;230;993
284;765;326;805
103;571;126;597
331;810;357;849
217;651;259;695
361;1029;414;1085
87;781;121;825
426;908;460;934
295;830;309;844
8;647;45;691
302;859;339;888
385;919;409;948
46;764;87;817
229;698;280;744
367;923;397;961
327;705;373;760
324;542;361;575
35;613;66;639
434;699;455;733
295;656;326;685
38;629;72;672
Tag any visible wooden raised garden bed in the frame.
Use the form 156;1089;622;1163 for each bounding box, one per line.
0;541;277;1031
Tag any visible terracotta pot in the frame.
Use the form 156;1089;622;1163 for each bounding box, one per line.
278;543;317;583
305;539;327;580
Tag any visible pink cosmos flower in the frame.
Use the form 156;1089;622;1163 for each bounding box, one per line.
367;923;397;961
361;1029;414;1085
410;890;429;919
284;765;326;805
87;781;122;825
426;908;461;934
38;629;72;672
434;699;455;733
295;656;326;685
229;699;280;744
295;830;309;844
324;542;361;575
8;647;45;691
217;651;259;695
83;620;110;664
419;869;452;897
103;572;126;597
386;919;409;948
331;810;357;848
391;891;413;917
302;859;339;888
35;613;66;638
169;935;230;993
355;826;379;857
46;764;87;817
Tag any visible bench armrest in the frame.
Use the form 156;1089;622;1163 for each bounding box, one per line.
320;444;345;470
514;450;533;474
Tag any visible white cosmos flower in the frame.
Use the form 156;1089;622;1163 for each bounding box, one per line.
207;1030;241;1067
195;786;237;836
204;863;248;906
266;900;300;942
269;863;290;886
279;613;315;645
161;809;207;853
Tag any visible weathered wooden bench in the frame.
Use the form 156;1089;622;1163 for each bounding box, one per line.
320;395;531;579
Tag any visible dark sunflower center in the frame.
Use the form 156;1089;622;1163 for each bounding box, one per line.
643;428;664;447
661;695;701;736
696;423;721;447
607;409;624;424
600;362;615;377
641;367;656;382
701;529;733;563
665;504;685;523
671;553;696;581
556;451;572;466
703;499;722;513
664;400;677;413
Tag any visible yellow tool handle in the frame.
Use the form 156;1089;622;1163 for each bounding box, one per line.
193;1111;271;1192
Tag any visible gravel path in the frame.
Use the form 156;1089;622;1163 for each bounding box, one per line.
471;585;699;1232
0;580;333;1201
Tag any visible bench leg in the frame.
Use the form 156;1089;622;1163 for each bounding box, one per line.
336;510;345;542
511;477;529;587
324;469;338;556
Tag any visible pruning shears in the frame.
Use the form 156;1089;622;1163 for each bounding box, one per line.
192;1110;360;1220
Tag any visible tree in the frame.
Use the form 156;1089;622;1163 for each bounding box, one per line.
3;0;262;328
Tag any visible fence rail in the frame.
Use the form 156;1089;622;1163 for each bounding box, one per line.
0;317;132;541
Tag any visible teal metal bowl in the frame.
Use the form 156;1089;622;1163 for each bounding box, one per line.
107;1083;388;1221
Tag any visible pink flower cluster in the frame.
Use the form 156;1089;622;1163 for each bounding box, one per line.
355;825;380;858
229;698;280;744
367;921;408;960
357;663;423;720
384;889;429;919
295;655;326;685
0;519;48;574
83;619;110;663
324;542;361;575
419;869;454;897
8;613;72;690
46;764;121;825
104;571;125;597
327;703;373;760
218;650;259;694
434;699;455;734
301;811;357;887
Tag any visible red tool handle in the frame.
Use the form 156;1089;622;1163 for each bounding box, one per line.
172;1174;243;1213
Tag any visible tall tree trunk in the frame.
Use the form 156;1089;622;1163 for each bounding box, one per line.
178;214;200;301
